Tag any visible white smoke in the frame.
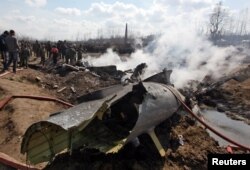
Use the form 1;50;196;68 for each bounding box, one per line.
86;48;158;72
150;27;244;88
80;1;248;88
86;25;244;88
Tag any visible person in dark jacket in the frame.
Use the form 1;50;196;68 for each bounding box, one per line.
3;30;19;73
0;30;9;70
20;43;30;68
45;41;51;58
39;45;46;66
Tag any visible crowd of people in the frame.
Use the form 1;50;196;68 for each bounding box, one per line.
0;30;86;73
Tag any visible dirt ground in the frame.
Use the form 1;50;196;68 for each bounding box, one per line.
221;65;250;121
0;58;248;170
196;64;250;124
0;70;64;168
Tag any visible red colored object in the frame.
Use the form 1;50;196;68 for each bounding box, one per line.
0;152;39;170
166;86;250;152
0;95;73;168
51;47;59;54
0;96;12;109
0;95;74;110
226;145;233;154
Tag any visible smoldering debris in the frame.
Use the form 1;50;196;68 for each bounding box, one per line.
181;64;250;124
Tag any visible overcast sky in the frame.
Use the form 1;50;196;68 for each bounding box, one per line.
0;0;249;40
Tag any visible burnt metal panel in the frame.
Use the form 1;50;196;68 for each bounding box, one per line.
77;84;124;103
47;99;105;130
21;80;185;164
125;82;183;142
143;69;172;85
47;84;134;130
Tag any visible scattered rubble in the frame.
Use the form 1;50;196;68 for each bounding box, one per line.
57;87;67;93
35;76;42;82
184;64;250;125
0;55;249;170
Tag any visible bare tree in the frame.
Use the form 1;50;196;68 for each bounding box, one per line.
209;1;227;42
75;31;80;41
238;8;248;36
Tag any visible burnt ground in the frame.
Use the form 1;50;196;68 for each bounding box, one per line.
195;64;250;124
0;56;249;169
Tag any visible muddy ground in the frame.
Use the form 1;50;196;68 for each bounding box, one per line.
0;56;249;170
195;64;250;124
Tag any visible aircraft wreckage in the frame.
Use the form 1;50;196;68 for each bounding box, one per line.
21;69;185;164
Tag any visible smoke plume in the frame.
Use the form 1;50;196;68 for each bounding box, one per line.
86;26;244;88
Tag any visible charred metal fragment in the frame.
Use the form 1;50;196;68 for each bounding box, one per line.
21;72;184;165
143;68;172;85
130;63;147;81
87;65;125;80
77;84;124;103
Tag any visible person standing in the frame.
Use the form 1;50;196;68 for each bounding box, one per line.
61;40;67;62
39;45;46;66
77;45;83;62
69;44;77;65
0;30;9;70
4;30;19;73
20;43;30;68
51;45;59;65
19;43;25;67
45;41;51;58
33;40;40;58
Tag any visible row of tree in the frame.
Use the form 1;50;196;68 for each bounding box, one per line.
209;1;250;45
2;1;249;46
